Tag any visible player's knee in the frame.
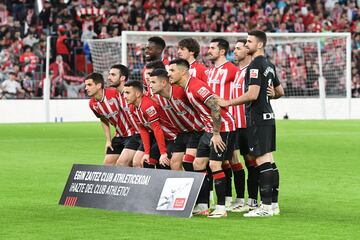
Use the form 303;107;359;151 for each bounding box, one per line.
193;158;207;170
209;161;222;172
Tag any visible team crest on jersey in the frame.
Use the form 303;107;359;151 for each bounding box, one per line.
250;69;259;79
197;87;210;98
145;106;157;117
107;98;116;106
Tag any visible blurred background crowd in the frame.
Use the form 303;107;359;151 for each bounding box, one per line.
0;0;359;99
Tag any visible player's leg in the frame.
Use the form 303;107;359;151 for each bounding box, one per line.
222;160;233;209
192;133;211;216
116;134;141;166
104;137;124;166
244;125;275;217
208;131;235;218
270;152;280;215
132;150;144;168
183;131;203;171
228;149;245;210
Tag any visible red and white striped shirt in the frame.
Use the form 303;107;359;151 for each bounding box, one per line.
207;61;239;100
133;95;178;141
117;92;140;133
89;88;136;137
232;66;248;128
185;77;235;133
153;84;205;133
189;60;208;83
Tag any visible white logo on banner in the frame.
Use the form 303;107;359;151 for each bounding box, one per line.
156;178;194;211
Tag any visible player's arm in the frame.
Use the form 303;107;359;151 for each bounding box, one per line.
138;124;151;166
267;71;284;99
100;118;113;153
218;85;260;107
267;84;284;99
149;120;170;166
204;95;226;153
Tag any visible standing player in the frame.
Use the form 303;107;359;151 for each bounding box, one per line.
207;38;240;208
107;64;142;167
123;80;179;169
169;58;236;218
143;37;169;93
229;40;259;212
85;72;137;166
218;30;284;217
177;38;208;83
143;60;166;95
149;68;205;171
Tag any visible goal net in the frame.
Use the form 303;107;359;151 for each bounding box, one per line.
88;31;352;119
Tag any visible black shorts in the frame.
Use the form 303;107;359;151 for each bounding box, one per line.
187;131;204;149
234;128;250;156
196;131;236;161
106;136;130;154
172;132;203;152
125;134;142;151
247;124;276;157
138;133;173;159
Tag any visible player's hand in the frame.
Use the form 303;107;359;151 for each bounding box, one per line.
142;154;150;168
217;98;231;107
210;133;226;153
105;140;113;153
267;84;275;98
159;153;170;167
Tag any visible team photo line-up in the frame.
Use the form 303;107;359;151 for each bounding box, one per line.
84;30;285;218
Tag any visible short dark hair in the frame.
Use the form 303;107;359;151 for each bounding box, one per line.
149;68;169;80
211;38;229;55
110;64;129;81
248;30;267;47
85;72;104;88
169;58;190;70
146;60;165;70
25;72;33;78
237;39;247;45
178;38;200;58
148;36;166;50
124;80;143;93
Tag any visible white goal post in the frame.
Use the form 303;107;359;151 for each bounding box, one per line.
88;31;352;119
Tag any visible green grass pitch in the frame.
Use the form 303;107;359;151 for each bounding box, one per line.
0;120;359;240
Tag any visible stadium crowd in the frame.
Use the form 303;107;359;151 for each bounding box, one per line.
0;0;359;98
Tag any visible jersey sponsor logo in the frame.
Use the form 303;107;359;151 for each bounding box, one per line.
145;106;157;118
250;69;259;79
107;98;116;106
233;83;242;89
162;104;172;110
103;111;119;119
197;87;210;98
208;79;220;84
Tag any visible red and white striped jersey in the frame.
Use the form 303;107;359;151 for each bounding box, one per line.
132;95;179;140
207;61;239;100
142;58;170;95
117;92;140;133
189;60;208;83
89;88;136;137
184;77;236;133
232;66;248;128
153;84;205;133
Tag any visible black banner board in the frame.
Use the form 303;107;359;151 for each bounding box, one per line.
59;164;205;218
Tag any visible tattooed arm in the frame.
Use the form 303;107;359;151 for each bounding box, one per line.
204;95;226;153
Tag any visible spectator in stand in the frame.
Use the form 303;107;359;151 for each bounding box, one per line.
56;25;70;64
19;45;38;73
63;79;85;98
21;72;34;98
49;55;71;82
0;71;24;99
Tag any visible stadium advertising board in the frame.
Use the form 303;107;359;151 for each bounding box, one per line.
59;164;204;218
